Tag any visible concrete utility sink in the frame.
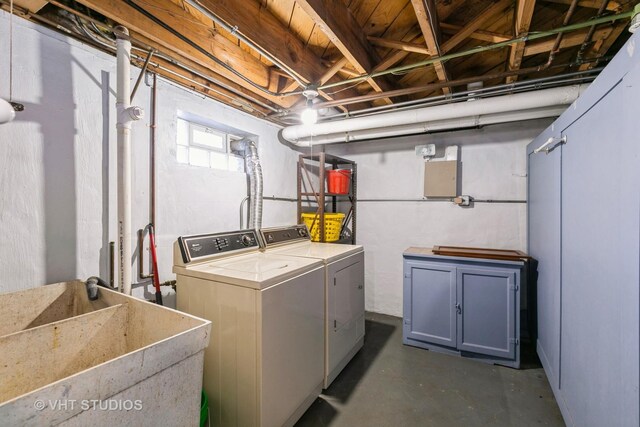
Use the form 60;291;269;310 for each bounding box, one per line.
0;281;211;426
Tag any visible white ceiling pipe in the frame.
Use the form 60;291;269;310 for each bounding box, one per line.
289;105;569;146
281;84;589;145
116;27;144;296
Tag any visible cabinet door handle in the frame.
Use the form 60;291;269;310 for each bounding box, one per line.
534;135;566;154
455;303;461;314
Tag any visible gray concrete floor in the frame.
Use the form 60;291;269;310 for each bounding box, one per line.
296;312;564;427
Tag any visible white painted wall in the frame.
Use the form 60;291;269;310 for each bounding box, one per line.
0;12;553;316
325;119;552;316
0;12;298;300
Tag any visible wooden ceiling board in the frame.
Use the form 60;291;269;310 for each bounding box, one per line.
288;3;317;44
439;0;513;54
443;0;496;26
363;0;411;37
397;53;440;85
350;0;383;28
32;0;637;122
379;0;418;40
434;0;470;22
448;42;510;80
263;0;296;27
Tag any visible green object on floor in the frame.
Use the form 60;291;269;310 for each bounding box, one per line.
200;390;208;427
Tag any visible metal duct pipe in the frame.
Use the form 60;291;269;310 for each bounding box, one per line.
115;26;144;295
239;195;249;229
281;84;589;146
246;141;263;230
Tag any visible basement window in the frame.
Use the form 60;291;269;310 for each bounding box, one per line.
176;118;245;172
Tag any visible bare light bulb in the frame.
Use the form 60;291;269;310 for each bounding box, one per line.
0;99;16;124
300;88;319;126
300;106;318;125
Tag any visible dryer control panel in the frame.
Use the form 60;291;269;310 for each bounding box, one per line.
178;229;260;263
261;225;310;248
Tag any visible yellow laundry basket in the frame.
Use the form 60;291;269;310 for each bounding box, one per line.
301;213;345;242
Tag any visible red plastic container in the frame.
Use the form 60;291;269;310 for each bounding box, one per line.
326;169;351;194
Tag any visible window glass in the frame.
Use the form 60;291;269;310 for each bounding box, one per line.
176;116;250;173
192;126;225;150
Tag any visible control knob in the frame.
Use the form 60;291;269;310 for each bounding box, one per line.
298;228;308;237
241;235;254;246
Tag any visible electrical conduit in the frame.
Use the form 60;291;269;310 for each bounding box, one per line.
116;26;144;295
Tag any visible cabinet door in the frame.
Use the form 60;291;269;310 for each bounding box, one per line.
456;267;516;359
528;144;562;389
403;261;457;348
560;78;640;426
328;252;365;373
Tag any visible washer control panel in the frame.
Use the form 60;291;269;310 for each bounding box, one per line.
261;225;310;248
178;229;260;263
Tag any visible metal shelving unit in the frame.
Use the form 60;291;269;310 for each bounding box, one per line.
297;150;357;244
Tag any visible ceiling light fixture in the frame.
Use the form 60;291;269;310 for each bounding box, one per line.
300;88;319;126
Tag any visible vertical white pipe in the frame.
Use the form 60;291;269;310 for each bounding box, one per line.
115;27;143;295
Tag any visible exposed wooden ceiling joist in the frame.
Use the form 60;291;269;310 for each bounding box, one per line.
367;36;432;55
13;0;47;13
71;0;291;106
440;23;511;43
295;0;397;104
128;30;279;107
410;0;451;94
193;0;370;108
371;28;424;73
195;0;318;82
440;0;513;54
19;0;632;123
507;0;537;84
542;0;621;12
524;26;613;56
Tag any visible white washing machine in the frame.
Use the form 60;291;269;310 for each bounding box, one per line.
173;229;324;427
260;225;365;388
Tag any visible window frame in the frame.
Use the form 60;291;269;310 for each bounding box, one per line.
176;117;247;173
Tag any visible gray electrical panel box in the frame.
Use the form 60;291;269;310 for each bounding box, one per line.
424;160;458;197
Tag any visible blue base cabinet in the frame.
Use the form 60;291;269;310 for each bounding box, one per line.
403;250;522;369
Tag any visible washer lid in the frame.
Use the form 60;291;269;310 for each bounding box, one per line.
268;241;363;263
176;252;323;289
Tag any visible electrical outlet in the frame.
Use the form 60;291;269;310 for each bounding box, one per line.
454;195;471;206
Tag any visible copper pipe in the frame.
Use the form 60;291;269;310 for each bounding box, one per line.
150;72;157;228
542;0;580;69
576;0;610;63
